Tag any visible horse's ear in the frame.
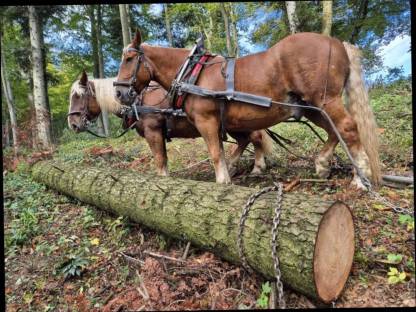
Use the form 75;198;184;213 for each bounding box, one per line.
80;70;88;86
132;29;142;49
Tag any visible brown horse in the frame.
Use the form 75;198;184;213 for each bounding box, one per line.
67;71;273;176
114;31;381;189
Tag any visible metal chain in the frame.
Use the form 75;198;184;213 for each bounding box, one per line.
237;182;285;309
368;188;413;215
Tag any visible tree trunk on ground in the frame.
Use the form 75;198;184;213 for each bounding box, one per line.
28;5;52;150
229;3;240;57
285;1;299;34
1;40;19;154
322;1;333;36
96;4;110;136
220;3;233;56
32;160;355;303
119;4;131;47
163;4;174;47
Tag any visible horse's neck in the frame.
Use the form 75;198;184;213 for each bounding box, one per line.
142;45;190;90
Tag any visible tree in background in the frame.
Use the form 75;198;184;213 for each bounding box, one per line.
1;34;19;154
119;4;131;47
285;1;299;34
163;4;174;47
322;1;333;36
28;5;52;150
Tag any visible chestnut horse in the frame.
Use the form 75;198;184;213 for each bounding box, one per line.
67;71;273;176
115;31;381;189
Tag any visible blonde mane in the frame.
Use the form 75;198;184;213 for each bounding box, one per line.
70;77;123;114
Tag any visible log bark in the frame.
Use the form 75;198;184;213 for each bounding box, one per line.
32;160;355;303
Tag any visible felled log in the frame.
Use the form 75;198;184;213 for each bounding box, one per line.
32;160;355;303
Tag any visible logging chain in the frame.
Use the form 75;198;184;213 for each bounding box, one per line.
238;182;286;309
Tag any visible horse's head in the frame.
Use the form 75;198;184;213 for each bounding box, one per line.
114;29;154;105
68;70;101;132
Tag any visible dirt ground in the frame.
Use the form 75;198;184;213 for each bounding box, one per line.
4;133;415;310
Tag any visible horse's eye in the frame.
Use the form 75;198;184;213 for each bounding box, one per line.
126;57;133;63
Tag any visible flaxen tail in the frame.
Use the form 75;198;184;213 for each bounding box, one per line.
343;42;381;185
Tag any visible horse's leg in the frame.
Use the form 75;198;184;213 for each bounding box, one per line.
227;132;250;168
194;116;231;184
315;96;371;189
144;128;168;176
248;131;266;174
304;111;339;178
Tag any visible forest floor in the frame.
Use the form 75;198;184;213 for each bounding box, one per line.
4;82;415;310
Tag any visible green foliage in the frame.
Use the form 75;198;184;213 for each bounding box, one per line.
387;267;407;284
4;172;56;251
398;214;414;232
386;254;403;264
256;281;271;309
58;255;90;279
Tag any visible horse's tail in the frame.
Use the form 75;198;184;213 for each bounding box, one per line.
259;129;274;156
343;41;381;185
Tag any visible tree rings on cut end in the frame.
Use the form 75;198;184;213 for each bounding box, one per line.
313;201;354;303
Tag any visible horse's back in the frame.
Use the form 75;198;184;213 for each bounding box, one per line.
270;32;350;102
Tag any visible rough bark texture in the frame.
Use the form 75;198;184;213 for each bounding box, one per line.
32;161;354;303
96;4;110;136
163;4;174;47
220;3;233;56
119;4;131;47
285;1;299;34
1;40;19;154
28;5;52;150
322;1;333;36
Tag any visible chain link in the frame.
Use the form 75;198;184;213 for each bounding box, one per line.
368;188;413;215
237;182;285;309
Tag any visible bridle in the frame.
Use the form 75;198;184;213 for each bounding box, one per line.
67;81;98;130
113;46;154;104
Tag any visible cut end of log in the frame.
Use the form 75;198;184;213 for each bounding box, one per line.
313;201;354;303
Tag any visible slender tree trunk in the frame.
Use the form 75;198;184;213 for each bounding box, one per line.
87;5;105;136
350;0;369;44
3;119;10;148
28;5;52;150
1;40;19;154
119;4;131;47
126;4;132;41
229;3;240;57
220;3;233;56
322;1;333;36
96;4;110;136
285;1;299;34
163;4;174;47
32;160;356;304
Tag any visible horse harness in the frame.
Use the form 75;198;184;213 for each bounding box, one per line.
113;37;274;142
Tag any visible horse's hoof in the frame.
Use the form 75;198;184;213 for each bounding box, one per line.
250;166;263;175
350;176;368;191
316;166;330;179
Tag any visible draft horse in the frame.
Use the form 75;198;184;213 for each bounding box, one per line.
114;31;381;189
67;71;273;176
